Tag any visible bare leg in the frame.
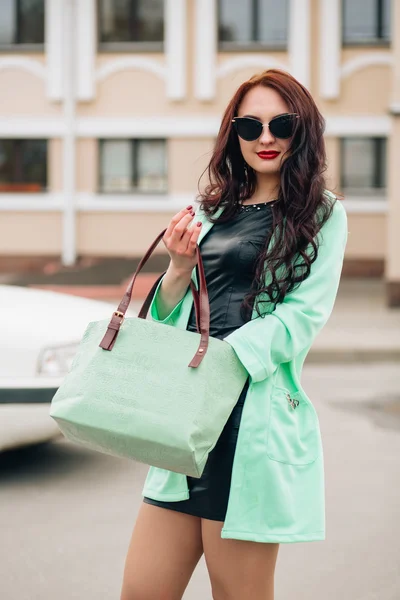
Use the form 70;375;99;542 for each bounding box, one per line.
120;503;204;600
201;519;279;600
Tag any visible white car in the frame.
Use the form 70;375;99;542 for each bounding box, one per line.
0;285;135;452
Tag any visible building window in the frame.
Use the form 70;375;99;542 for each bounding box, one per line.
98;0;164;50
99;139;168;193
342;0;391;45
218;0;288;50
0;0;45;48
340;137;386;194
0;140;47;192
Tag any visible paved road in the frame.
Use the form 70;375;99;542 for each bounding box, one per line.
1;363;399;600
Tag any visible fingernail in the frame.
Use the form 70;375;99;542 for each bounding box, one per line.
197;222;202;227
186;205;193;210
190;211;195;216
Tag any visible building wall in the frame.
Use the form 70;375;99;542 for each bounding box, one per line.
0;0;399;302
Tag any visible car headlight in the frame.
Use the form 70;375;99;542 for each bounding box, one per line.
37;343;79;377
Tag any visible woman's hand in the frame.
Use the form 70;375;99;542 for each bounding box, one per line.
162;206;202;275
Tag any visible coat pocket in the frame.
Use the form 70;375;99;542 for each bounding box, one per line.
266;387;320;466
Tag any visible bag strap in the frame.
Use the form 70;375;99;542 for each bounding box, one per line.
99;229;210;368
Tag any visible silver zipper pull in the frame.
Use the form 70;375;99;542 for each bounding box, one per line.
286;393;299;410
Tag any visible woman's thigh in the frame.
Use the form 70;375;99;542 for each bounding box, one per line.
201;519;280;600
121;502;204;600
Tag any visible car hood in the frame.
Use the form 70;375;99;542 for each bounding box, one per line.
0;285;135;378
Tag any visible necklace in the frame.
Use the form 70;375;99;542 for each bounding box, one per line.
239;198;279;212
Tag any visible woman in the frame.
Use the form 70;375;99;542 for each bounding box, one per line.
121;69;348;600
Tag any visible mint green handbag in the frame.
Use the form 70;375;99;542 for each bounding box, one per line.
49;230;248;477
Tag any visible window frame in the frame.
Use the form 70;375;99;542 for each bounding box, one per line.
98;138;168;196
340;136;387;196
0;138;48;193
97;0;164;53
0;0;45;52
217;0;288;52
341;0;391;47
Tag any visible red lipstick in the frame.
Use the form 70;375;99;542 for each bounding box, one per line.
257;151;280;160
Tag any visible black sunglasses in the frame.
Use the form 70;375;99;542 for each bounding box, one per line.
232;113;300;141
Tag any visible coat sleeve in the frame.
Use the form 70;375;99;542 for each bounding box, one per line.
149;274;187;325
223;200;348;383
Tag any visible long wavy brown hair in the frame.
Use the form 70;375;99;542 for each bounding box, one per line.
197;68;337;319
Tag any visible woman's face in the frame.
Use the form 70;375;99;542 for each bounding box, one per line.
236;85;292;177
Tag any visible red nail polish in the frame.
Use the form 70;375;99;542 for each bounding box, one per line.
186;205;193;210
197;222;202;227
190;211;195;216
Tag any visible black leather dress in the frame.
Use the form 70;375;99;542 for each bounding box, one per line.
143;200;278;521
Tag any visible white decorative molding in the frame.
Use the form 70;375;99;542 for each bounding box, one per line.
76;192;194;212
319;0;341;99
0;57;46;79
341;53;394;79
392;0;400;106
61;0;77;266
0;115;392;139
194;0;308;98
76;116;221;138
45;0;64;100
77;115;392;138
324;115;391;136
289;0;310;88
194;0;217;100
94;1;187;100
0;194;63;211
76;0;96;101
165;0;187;99
0;118;65;137
0;193;387;214
217;56;288;79
96;57;166;83
91;1;187;100
342;198;388;213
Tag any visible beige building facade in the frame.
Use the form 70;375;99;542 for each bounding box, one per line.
0;0;399;305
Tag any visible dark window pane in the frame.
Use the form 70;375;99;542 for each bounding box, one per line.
18;0;45;44
0;140;47;192
375;138;387;188
0;140;15;184
219;0;288;47
341;137;386;191
135;140;167;192
21;140;47;185
100;140;133;192
0;0;44;45
343;0;391;43
100;139;167;193
219;0;252;44
258;0;288;46
99;0;164;43
382;0;391;40
0;0;17;45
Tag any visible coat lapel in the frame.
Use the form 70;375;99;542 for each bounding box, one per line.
196;205;225;246
190;204;225;289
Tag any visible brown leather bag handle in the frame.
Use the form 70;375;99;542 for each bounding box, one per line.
99;228;210;368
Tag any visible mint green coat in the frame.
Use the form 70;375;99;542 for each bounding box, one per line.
142;191;348;544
